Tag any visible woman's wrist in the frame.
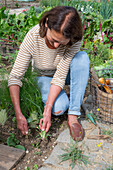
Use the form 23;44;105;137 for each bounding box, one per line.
44;104;52;111
44;103;52;109
15;112;23;119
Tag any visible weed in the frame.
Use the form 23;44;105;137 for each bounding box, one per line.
59;141;89;169
34;151;41;156
7;133;25;150
26;164;38;170
101;129;113;138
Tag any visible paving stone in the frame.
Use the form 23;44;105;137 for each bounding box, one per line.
56;129;71;144
80;120;91;130
97;122;113;130
72;164;85;170
95;161;110;170
84;152;97;163
88;128;99;136
103;142;113;150
84;139;100;152
39;165;66;170
44;143;71;169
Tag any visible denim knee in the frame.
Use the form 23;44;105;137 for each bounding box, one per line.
71;51;90;68
52;94;69;116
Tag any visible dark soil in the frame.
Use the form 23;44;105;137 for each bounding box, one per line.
0;113;69;169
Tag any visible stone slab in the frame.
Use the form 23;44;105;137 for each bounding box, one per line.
56;129;71;144
0;144;25;170
44;142;72;169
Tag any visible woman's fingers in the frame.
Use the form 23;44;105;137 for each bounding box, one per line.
45;122;51;132
23;123;28;135
39;118;44;130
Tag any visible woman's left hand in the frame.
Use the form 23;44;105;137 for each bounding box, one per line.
39;105;52;132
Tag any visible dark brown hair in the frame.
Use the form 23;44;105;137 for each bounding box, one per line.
39;6;83;46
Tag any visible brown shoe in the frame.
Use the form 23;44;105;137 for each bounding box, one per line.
67;118;84;141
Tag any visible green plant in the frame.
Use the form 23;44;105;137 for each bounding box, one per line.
83;41;111;67
34;151;41;155
39;0;67;7
0;6;52;45
7;133;25;150
0;109;7;126
27;111;39;128
0;71;14;111
101;129;113;138
99;0;112;20
94;59;113;78
20;64;44;119
36;126;51;140
59;142;89;169
26;164;38;170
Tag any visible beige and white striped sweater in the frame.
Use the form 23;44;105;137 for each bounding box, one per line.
8;24;82;89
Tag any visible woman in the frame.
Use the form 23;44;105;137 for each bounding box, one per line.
8;6;90;141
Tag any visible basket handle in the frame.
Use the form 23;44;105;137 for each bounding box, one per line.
90;67;99;83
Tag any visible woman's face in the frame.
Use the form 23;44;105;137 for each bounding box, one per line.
45;28;70;49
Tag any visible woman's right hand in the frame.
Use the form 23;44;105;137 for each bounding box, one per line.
39;105;52;133
16;114;28;135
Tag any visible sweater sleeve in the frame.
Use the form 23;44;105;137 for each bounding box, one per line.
51;40;82;89
8;30;34;87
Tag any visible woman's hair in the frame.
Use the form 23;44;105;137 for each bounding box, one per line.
39;6;83;46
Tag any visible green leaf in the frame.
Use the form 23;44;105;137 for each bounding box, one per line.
86;113;96;125
15;145;25;151
27;117;33;123
7;137;16;147
0;109;7;126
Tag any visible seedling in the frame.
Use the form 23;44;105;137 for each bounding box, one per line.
26;164;38;170
34;151;41;156
36;126;51;140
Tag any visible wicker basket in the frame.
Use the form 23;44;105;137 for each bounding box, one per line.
90;67;113;124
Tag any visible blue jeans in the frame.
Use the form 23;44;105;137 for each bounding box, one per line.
36;51;90;116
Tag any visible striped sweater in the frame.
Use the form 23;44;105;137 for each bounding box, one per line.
8;24;82;89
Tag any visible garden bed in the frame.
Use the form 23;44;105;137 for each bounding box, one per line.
0;113;69;169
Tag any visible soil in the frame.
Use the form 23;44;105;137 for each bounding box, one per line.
0;113;69;169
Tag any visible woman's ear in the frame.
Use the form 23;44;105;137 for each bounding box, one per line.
45;18;48;28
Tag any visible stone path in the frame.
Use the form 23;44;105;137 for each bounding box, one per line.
39;120;113;170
